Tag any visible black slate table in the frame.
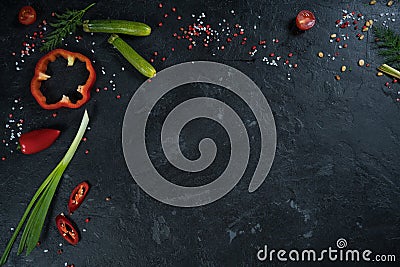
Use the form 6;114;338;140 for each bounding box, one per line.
0;0;399;266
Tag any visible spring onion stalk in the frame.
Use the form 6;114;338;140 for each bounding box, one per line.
0;110;89;265
377;64;400;79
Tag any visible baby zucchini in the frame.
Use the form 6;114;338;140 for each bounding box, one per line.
83;20;151;36
108;34;156;78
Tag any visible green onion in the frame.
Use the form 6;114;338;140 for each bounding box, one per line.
0;110;89;266
377;64;400;79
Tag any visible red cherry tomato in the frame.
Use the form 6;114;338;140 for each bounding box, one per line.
19;129;61;154
18;6;37;25
55;214;79;245
296;10;316;31
68;181;90;214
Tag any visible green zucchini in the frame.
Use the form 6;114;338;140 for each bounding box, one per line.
83;20;151;36
108;34;156;78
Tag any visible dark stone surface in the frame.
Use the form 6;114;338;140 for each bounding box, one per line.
0;0;399;266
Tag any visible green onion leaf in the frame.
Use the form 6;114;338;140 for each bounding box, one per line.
377;64;400;79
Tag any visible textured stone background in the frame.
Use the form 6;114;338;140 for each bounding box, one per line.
0;0;399;266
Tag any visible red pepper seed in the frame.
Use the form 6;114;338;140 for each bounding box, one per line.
161;57;166;61
227;38;232;42
293;63;298;68
150;58;154;63
393;79;398;83
153;51;158;56
385;82;390;87
116;94;121;99
164;13;168;18
336;37;341;42
85;149;89;154
270;53;275;57
1;157;6;161
188;44;193;50
158;22;163;27
251;46;257;50
288;53;293;57
57;249;63;255
233;33;238;37
85;218;90;223
52;113;57;118
172;7;176;12
177;16;182;20
171;47;175;51
158;3;163;8
82;137;87;142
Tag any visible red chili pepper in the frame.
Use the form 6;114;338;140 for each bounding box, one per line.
19;129;61;154
31;49;96;109
55;214;79;245
68;181;90;214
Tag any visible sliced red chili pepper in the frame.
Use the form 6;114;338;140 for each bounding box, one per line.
68;181;90;214
55;214;79;245
19;129;61;154
31;49;96;109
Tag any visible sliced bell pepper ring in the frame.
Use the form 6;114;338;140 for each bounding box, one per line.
31;49;96;109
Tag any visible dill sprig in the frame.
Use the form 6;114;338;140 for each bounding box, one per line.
40;3;95;52
374;27;400;69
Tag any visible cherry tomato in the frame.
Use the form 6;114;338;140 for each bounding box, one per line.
68;181;90;214
296;10;316;31
19;129;61;154
18;6;37;25
55;214;79;245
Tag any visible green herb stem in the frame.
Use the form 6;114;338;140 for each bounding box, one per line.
41;3;95;51
0;110;89;266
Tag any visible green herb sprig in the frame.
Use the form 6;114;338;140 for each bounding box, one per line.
374;27;400;69
41;3;95;52
0;110;89;266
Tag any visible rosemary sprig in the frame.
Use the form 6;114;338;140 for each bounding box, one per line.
374;27;400;69
0;110;89;266
40;3;95;52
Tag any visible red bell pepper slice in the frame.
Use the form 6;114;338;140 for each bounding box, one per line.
31;49;96;109
68;181;90;214
19;128;60;154
55;214;79;245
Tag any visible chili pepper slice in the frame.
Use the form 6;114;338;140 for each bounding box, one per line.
68;181;90;214
55;214;79;245
19;129;61;154
31;49;96;109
